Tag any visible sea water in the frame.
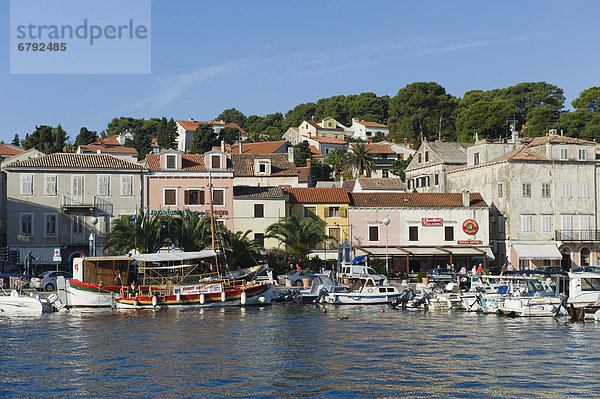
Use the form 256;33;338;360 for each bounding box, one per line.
0;304;599;398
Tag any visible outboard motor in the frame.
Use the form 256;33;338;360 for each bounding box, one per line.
554;293;568;318
316;288;329;304
391;288;415;310
413;292;431;310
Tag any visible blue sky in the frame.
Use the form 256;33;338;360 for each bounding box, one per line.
1;0;598;143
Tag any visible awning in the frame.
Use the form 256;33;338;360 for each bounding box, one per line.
512;244;562;260
355;246;494;259
133;250;218;263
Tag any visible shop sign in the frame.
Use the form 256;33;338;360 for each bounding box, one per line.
457;240;482;245
213;210;228;215
462;219;478;235
421;218;443;226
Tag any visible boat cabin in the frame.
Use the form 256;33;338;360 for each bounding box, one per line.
73;256;134;285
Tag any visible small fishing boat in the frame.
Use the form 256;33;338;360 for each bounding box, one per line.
324;277;400;305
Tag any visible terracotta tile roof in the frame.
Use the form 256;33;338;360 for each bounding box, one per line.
304;120;321;129
233;186;285;199
5;153;144;169
79;144;138;154
91;135;120;146
356;178;405;190
284;187;350;204
350;192;487;208
0;144;25;157
146;153;207;171
342;179;355;192
365;143;395;154
232;153;297;177
177;120;246;133
305;136;347;144
527;135;595;147
309;145;324;158
296;166;311;182
230;141;288;154
354;120;387;128
492;146;548;162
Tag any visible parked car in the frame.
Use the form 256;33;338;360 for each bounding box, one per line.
571;266;600;273
277;270;315;286
30;270;73;292
427;268;457;283
340;265;386;283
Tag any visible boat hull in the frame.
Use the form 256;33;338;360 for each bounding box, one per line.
116;283;273;309
0;292;50;314
498;297;563;317
65;279;122;307
325;293;400;305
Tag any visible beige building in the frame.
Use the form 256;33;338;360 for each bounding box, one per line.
232;186;287;248
232;151;300;187
3;153;145;263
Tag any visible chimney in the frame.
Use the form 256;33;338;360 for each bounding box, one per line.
462;190;470;207
404;137;408;147
410;144;414;149
392;139;396;144
221;140;225;152
340;171;344;186
239;141;243;154
306;158;311;168
288;146;294;163
511;126;519;144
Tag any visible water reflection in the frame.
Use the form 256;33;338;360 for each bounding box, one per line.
0;305;599;397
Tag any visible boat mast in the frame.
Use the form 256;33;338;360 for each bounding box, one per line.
208;171;220;275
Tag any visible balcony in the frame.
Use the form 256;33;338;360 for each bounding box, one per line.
555;230;600;242
61;195;95;212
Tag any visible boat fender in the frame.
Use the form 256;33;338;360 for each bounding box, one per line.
241;291;247;305
176;293;181;302
221;291;226;302
258;296;265;304
152;295;158;307
594;309;600;322
200;293;205;305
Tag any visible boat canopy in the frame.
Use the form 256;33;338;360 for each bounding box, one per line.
133;250;218;263
512;244;562;260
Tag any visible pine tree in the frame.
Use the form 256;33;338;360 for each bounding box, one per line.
11;134;20;147
190;124;217;154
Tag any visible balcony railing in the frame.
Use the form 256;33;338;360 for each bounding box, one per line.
555;230;600;242
61;195;95;210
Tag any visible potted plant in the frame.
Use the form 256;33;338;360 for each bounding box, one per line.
416;271;427;284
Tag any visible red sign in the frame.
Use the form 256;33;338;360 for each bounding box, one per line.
213;210;228;215
421;218;443;226
457;240;482;245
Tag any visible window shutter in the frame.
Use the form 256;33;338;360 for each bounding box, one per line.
199;190;205;205
340;207;347;218
184;190;190;205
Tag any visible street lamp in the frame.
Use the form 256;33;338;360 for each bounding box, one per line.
382;217;390;276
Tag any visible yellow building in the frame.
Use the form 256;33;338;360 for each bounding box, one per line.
284;187;350;259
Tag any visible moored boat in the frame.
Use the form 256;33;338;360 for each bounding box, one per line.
324;277;400;305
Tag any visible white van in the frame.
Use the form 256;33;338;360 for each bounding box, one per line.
340;265;386;283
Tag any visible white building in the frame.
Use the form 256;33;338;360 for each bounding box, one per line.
348;118;389;140
175;119;246;152
301;135;348;157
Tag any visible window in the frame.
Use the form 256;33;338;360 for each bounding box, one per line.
184;189;205;205
498;215;505;233
578;148;586;161
44;174;57;196
521;214;533;233
417;153;422;163
541;214;552;233
541;182;551;198
444;226;454;241
328;207;340;218
382;170;389;178
120;175;133;197
98;175;110;196
72;175;84;202
522;182;531;198
258;162;268;174
381;154;388;160
409;226;419;241
579;182;589;198
497;183;503;198
560;147;568;160
20;213;33;236
434;174;439;186
425;151;429;162
166;154;176;169
44;213;57;237
304;206;316;218
561;214;574;230
20;174;33;196
164;188;177;205
212;188;225;206
254;232;265;247
561;182;571;198
254;204;264;218
211;155;221;169
368;225;379;242
473;152;480;166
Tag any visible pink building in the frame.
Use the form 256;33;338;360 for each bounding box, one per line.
144;149;233;229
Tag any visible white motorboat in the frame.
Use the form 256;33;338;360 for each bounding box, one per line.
497;278;564;317
325;277;400;305
565;271;600;321
0;290;55;314
297;274;349;303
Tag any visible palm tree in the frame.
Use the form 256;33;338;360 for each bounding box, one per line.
265;215;332;260
171;210;216;251
104;209;163;254
345;142;376;177
219;229;263;268
325;147;347;180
